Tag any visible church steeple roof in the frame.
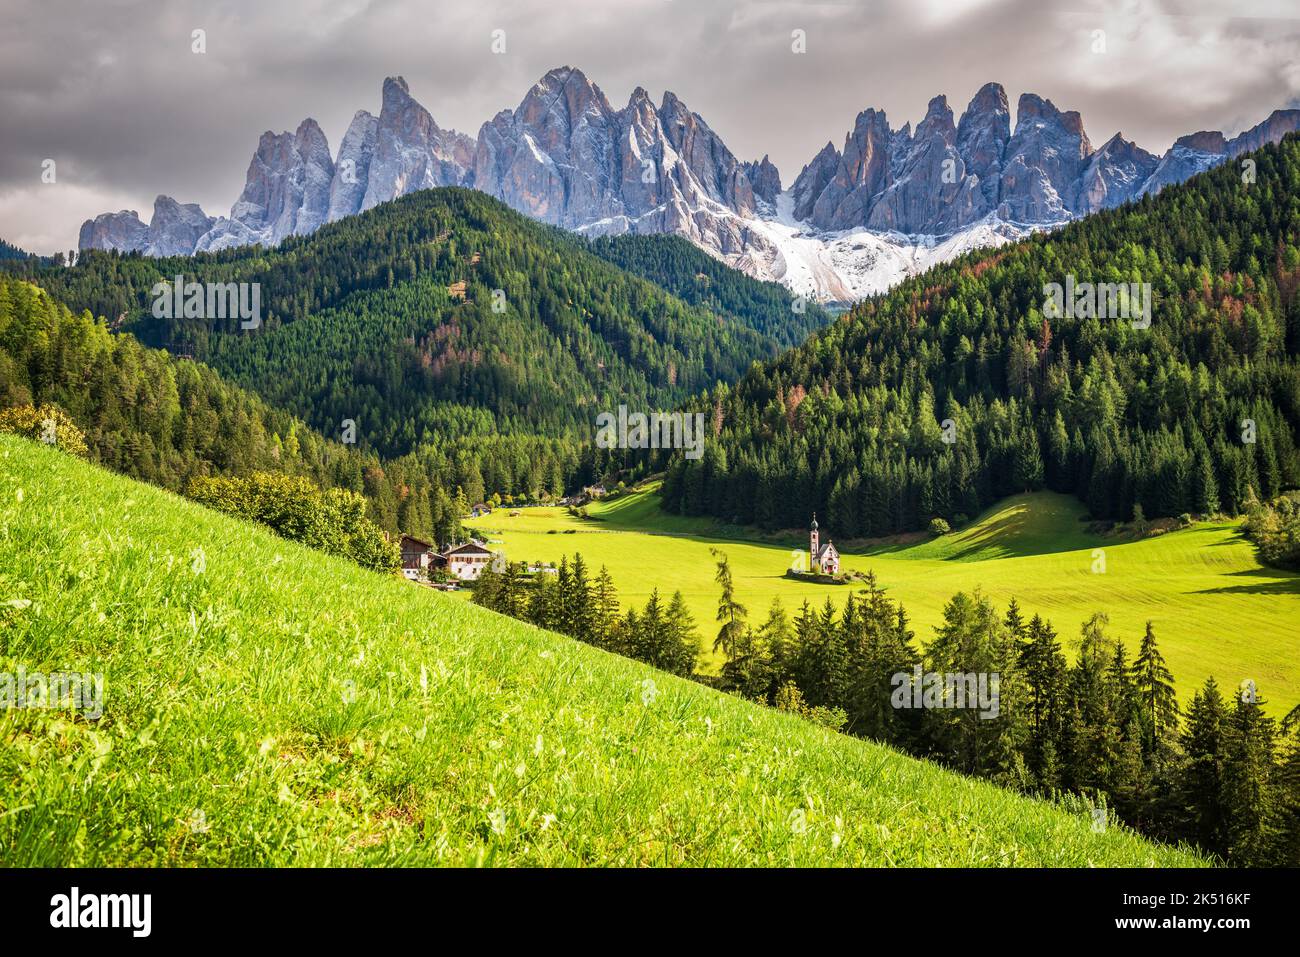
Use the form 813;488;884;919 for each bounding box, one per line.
810;513;818;531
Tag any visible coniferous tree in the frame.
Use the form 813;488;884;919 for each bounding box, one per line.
710;548;748;660
1132;621;1180;758
1179;677;1227;853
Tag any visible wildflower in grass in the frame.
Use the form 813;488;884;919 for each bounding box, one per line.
189;809;210;834
832;815;844;850
190;547;205;574
540;813;557;830
515;762;526;779
342;679;357;704
534;734;543;756
705;716;713;736
15;488;22;503
641;678;657;706
489;808;507;835
419;664;428;694
258;737;275;756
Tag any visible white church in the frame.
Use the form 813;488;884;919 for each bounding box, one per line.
809;514;840;575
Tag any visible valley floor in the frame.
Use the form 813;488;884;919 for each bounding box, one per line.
465;487;1300;713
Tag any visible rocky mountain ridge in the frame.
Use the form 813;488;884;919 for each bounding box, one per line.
79;69;1300;301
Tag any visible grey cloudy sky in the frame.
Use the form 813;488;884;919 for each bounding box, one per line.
3;0;1299;254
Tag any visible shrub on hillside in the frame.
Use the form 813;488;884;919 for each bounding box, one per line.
186;472;399;572
0;404;88;457
1243;498;1300;570
928;517;951;537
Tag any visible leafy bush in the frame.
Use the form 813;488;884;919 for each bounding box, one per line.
1243;499;1300;570
186;472;399;572
928;517;951;537
0;404;88;457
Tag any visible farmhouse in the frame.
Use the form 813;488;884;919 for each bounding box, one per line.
400;535;437;581
442;541;494;580
809;514;840;575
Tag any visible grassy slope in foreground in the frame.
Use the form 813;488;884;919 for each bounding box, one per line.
0;437;1201;866
466;487;1300;712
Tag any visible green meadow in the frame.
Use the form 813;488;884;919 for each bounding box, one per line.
466;485;1300;713
0;435;1202;866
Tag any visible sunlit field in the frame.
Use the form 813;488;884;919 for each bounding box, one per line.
467;485;1300;712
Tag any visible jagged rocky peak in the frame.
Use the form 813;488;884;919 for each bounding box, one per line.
808;107;895;230
996;93;1092;223
145;195;215;256
78;195;213;256
471;65;762;244
360;75;474;212
659;89;755;217
1075;133;1158;214
868;94;987;235
742;156;782;205
196;117;335;252
790;141;840;222
78;209;148;252
328;110;378;222
956;82;1011;208
473;65;619;228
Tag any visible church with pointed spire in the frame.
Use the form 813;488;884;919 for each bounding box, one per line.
809;514;840;575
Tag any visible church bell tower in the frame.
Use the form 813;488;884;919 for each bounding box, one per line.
810;514;819;570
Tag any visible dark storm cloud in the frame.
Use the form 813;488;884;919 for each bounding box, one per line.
2;0;1298;253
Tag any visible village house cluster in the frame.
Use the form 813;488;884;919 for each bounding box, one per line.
399;535;494;586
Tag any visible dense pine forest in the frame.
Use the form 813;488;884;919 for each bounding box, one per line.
475;550;1300;866
0;239;35;262
660;135;1300;534
0;275;590;544
588;233;831;349
9;189;822;458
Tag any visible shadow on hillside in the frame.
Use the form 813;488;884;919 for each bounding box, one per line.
1192;567;1300;596
863;503;1105;562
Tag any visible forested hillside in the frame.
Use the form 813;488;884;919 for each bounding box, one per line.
0;239;33;261
588;233;831;348
662;135;1300;533
15;189;821;457
0;275;584;542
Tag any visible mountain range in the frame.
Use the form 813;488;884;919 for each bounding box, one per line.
79;66;1300;302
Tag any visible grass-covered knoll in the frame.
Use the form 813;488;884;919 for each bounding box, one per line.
0;436;1201;866
468;487;1300;710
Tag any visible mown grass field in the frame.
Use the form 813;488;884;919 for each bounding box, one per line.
467;485;1300;713
0;435;1202;866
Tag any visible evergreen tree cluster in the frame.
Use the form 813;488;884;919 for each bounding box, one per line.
473;554;698;678
588;232;831;348
0;274;588;546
